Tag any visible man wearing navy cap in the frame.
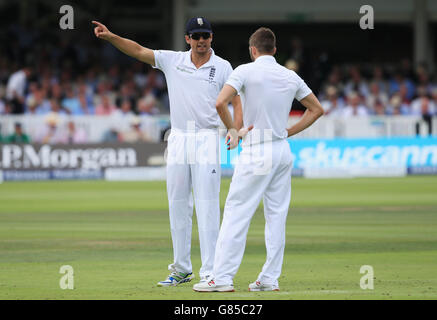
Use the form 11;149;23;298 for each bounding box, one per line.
92;18;243;287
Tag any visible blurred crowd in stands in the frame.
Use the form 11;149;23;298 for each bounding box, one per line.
316;63;437;118
0;22;169;143
0;22;436;144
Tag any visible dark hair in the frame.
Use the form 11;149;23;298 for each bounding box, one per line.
249;27;276;54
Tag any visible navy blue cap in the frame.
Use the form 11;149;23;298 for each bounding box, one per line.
186;17;213;35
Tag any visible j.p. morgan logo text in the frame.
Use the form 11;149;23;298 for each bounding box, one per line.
0;144;138;170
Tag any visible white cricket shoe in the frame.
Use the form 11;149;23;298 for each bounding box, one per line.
248;280;280;292
157;271;194;287
193;279;235;292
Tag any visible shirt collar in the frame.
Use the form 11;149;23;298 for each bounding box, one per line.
183;49;216;69
254;55;276;64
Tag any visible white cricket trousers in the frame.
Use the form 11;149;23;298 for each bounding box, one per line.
213;139;293;286
166;128;221;278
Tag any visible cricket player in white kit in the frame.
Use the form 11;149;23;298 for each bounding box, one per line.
92;18;243;286
194;27;324;292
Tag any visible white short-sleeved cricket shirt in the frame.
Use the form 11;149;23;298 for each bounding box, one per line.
226;55;312;144
153;49;233;131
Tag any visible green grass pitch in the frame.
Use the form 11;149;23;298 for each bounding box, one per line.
0;176;436;300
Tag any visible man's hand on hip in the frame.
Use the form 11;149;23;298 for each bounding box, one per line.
225;125;254;150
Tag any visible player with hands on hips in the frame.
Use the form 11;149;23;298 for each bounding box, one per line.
193;27;323;292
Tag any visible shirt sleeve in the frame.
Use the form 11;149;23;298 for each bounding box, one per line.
295;75;312;101
225;65;246;94
153;50;176;74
